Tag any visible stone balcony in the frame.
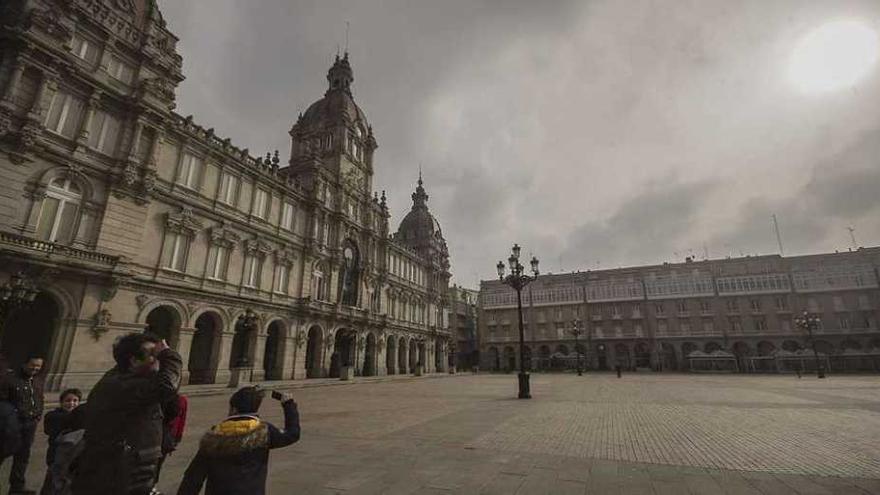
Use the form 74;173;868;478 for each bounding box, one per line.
0;231;122;272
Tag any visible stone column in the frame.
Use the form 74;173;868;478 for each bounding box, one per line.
281;328;298;380
251;333;267;382
29;73;56;120
75;90;101;149
377;340;387;376
402;340;410;374
126;119;145;161
215;331;235;386
176;327;195;385
355;334;366;376
1;58;26;105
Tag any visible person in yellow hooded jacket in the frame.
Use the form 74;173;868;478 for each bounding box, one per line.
176;386;300;495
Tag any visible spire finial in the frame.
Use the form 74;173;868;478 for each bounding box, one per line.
418;163;423;186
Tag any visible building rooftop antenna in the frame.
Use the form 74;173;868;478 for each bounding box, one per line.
772;214;785;256
847;225;858;249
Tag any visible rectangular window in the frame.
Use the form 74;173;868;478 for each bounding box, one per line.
87;110;120;156
107;55;135;84
243;255;262;288
680;320;691;334
207;245;228;281
750;299;761;312
775;296;788;311
858;294;871;310
657;321;668;334
219;173;238;206
162;233;189;272
44;90;85;139
677;300;688;313
281;202;295;231
71;34;100;65
755;317;767;331
833;296;845;311
176;153;201;189
274;264;289;294
726;299;739;312
252;189;268;218
706;319;718;333
654;303;665;316
36;197;77;244
699;300;711;312
839;316;850;329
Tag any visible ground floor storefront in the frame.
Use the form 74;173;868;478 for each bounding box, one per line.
480;334;880;373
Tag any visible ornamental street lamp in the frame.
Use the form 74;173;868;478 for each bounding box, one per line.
496;243;539;399
570;318;584;376
0;272;40;332
794;310;825;379
234;308;258;367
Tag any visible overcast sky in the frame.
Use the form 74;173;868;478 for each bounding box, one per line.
157;0;880;288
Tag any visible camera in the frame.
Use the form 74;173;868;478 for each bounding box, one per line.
271;390;283;401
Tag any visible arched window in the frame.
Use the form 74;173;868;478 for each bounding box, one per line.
36;178;82;243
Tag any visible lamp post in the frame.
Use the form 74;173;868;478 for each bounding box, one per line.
570;318;584;376
234;308;258;367
496;243;539;399
0;272;40;333
794;310;824;379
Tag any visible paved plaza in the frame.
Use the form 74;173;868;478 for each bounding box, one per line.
10;373;880;494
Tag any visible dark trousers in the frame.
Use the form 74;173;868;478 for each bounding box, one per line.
2;419;37;489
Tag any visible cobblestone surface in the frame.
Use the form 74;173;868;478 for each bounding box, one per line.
7;373;880;494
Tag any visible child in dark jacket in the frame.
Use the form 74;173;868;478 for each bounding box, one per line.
43;389;82;467
177;386;300;495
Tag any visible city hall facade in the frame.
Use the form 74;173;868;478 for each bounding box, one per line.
479;249;880;373
0;0;454;391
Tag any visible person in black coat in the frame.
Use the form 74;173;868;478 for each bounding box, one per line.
72;333;182;495
43;389;82;467
0;355;46;494
177;386;300;495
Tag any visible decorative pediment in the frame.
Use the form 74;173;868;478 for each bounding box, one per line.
165;207;203;235
244;236;273;257
209;223;240;248
275;247;297;266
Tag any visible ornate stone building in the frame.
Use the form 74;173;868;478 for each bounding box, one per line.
449;284;479;370
479;249;880;373
0;0;453;391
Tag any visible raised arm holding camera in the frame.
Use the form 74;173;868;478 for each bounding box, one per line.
177;386;301;495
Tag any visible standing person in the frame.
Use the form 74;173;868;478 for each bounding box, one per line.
177;386;301;495
40;400;87;495
43;389;82;467
72;333;182;495
0;355;46;494
150;394;188;495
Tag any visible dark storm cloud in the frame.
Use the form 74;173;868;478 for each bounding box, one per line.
157;0;880;287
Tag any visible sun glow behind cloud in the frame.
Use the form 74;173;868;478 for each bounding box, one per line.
789;20;879;93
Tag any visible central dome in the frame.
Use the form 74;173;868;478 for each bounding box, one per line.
297;53;369;131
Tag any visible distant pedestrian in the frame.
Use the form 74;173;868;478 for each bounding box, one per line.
151;394;188;495
0;355;46;494
72;333;182;495
615;364;622;378
177;386;301;495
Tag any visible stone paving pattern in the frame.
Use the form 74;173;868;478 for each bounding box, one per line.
7;373;880;494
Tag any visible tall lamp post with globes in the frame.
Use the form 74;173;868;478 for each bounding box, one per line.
794;310;825;379
570;318;584;376
496;244;539;399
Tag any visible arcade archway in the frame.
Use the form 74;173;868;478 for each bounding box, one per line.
189;312;221;385
1;292;59;369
